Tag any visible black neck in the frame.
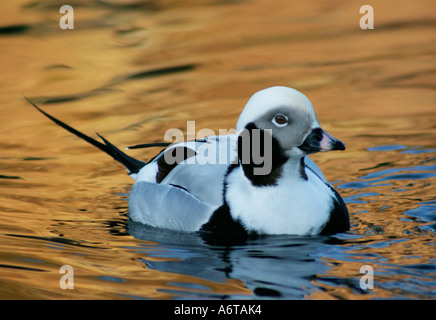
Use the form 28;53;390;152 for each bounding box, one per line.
237;122;288;186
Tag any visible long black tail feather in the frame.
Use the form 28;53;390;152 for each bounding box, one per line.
26;97;146;174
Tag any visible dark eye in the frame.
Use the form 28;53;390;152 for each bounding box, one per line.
272;114;288;127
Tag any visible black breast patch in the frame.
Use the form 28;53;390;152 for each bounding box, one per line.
199;202;261;245
319;186;350;235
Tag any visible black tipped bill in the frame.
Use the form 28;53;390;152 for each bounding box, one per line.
298;128;345;154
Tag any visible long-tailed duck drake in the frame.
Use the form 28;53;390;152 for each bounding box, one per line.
27;86;350;242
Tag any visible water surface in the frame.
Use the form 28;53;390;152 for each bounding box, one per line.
0;0;435;299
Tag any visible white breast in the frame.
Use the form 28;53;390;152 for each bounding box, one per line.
225;166;334;235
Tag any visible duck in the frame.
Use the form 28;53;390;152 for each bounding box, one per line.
27;86;350;242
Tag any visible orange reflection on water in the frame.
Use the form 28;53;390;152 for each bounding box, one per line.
0;0;435;299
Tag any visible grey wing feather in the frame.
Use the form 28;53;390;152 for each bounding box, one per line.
304;156;328;184
161;162;230;207
128;181;216;232
135;134;237;207
160;135;237;206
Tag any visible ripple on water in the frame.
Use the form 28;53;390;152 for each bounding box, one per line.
1;0;435;300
